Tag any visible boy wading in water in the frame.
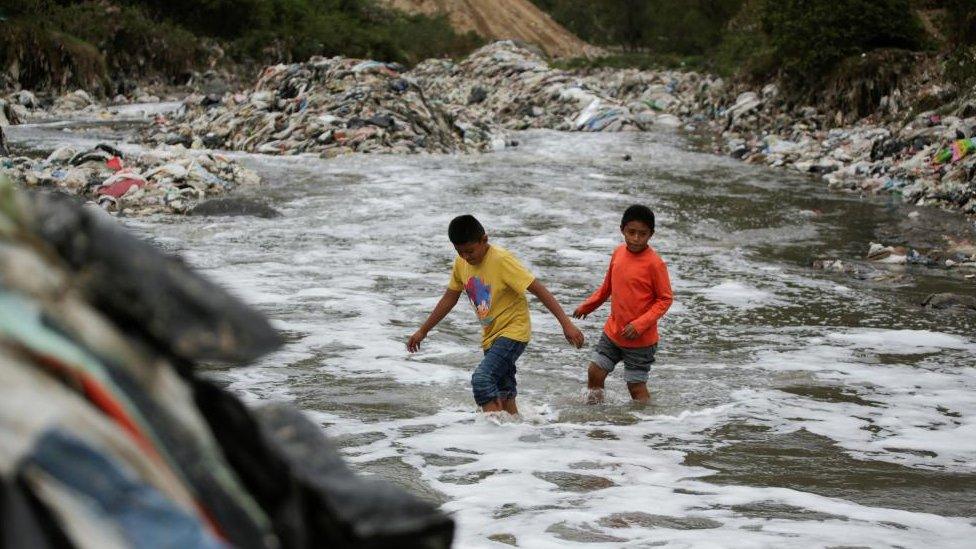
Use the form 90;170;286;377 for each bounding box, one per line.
574;205;673;403
407;215;584;415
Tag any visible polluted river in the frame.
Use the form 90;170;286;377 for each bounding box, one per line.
7;119;976;548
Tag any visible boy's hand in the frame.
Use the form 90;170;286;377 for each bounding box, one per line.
563;322;585;348
621;323;640;340
572;305;588;319
407;330;427;353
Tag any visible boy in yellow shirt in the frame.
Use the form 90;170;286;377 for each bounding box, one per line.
407;215;584;415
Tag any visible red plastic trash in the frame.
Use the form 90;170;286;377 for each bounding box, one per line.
97;177;145;198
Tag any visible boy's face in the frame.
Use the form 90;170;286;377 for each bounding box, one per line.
621;220;653;253
454;235;489;265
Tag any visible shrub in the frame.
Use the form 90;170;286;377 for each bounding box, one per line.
0;21;108;91
944;0;976;46
52;3;207;84
760;0;926;78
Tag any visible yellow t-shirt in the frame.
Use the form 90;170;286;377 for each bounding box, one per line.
448;245;535;349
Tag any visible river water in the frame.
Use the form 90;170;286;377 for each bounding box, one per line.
8;122;976;548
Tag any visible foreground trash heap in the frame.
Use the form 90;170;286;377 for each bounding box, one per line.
146;41;657;156
1;143;259;215
0;179;454;548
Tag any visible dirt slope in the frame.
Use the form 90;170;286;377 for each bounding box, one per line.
386;0;596;58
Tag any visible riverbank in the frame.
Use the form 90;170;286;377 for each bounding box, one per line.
2;41;974;274
142;41;976;222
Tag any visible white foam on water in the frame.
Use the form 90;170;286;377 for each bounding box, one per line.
14;125;975;546
700;280;778;309
741;326;976;470
826;329;976;354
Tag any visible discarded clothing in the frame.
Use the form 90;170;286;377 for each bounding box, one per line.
0;180;454;549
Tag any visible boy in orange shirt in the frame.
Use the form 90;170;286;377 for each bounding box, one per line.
573;205;673;403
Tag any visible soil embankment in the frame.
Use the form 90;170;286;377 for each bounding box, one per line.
384;0;597;58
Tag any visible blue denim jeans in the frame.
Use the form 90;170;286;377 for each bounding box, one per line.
471;337;527;405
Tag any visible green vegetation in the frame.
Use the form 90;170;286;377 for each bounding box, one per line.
942;0;976;87
554;52;709;73
0;0;480;93
535;0;966;87
531;0;743;56
944;0;976;47
759;0;926;78
125;0;480;64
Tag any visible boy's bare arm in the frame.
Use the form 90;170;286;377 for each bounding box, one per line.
527;280;584;348
407;289;462;352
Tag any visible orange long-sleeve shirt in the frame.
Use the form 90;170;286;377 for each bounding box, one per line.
578;244;673;348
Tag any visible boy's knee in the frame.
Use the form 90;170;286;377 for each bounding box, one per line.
471;369;496;403
471;368;492;387
627;382;650;401
587;362;609;383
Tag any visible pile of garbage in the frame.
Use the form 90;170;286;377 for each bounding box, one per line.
579;64;976;218
145;41;676;157
1;89;96;122
2;87;182;126
579;67;724;128
710;99;976;217
0;178;454;548
1;90;39;125
0;143;260;215
413;41;655;132
146;56;497;155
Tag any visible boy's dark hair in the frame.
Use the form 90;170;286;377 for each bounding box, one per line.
448;215;486;244
621;204;655;231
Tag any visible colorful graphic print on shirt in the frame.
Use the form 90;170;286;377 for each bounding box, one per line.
464;276;494;326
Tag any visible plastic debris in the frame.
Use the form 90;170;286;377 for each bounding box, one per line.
146;55;488;155
1;143;260;215
412;41;651;134
933;138;975;164
145;41;659;157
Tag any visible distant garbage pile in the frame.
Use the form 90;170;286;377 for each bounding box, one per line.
580;65;976;217
145;41;667;157
413;41;654;133
1;143;260;215
0;179;454;548
579;68;722;128
1;90;38;125
714;98;976;216
146;56;496;155
2;88;180;125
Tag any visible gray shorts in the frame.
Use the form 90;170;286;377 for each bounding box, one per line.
590;333;657;383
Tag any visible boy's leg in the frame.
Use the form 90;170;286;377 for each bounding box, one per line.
472;361;503;411
495;340;524;415
621;344;656;403
588;333;621;404
481;399;504;413
627;382;650;402
500;397;519;415
587;362;609;404
472;337;525;415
